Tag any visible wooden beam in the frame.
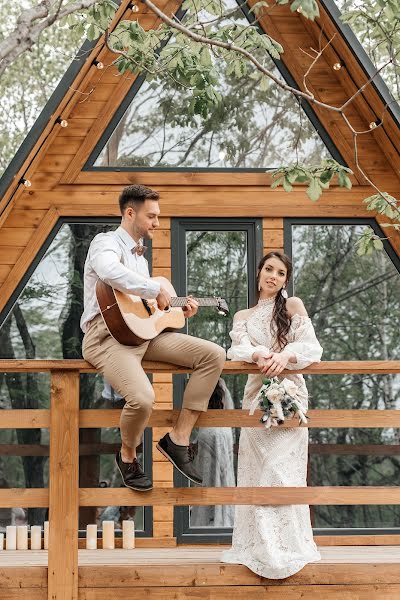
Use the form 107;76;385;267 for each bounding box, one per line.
79;486;400;506
77;561;400;587
0;410;49;428
3;485;398;511
79;409;400;429
0;395;398;434
309;444;400;455
0;359;399;374
314;535;400;547
0;442;399;457
0;489;49;507
0;443;121;456
48;371;79;600
72;584;400;599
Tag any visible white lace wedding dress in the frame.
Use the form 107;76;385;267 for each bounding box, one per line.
221;296;323;579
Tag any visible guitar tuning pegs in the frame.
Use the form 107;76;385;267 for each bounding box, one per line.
216;298;229;316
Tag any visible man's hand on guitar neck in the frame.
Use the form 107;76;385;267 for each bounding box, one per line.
156;286;171;311
183;295;199;319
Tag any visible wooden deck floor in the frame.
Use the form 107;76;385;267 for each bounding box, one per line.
1;546;400;599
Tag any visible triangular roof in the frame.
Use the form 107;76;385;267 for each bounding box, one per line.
1;0;400;195
0;0;400;316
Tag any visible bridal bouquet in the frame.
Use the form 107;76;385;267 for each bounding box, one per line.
249;377;308;429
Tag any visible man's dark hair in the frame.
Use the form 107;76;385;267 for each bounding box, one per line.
119;184;159;214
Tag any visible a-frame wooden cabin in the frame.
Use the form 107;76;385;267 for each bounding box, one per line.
0;0;400;598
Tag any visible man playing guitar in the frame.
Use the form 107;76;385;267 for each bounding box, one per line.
81;184;226;490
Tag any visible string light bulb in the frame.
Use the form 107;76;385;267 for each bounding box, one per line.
129;3;139;11
56;117;68;128
333;62;342;71
20;178;32;187
296;6;303;12
93;60;104;69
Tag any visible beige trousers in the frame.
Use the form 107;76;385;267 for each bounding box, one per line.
82;315;226;449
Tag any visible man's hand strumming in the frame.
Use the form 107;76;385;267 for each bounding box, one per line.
156;286;171;310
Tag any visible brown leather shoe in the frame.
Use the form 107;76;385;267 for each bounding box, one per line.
156;433;202;485
115;452;153;491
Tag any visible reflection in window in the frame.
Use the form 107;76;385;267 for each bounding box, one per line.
185;229;250;529
94;2;331;169
186;229;249;407
0;433;49;530
292;223;400;529
0;222;147;531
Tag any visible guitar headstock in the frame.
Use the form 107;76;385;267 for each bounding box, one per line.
216;298;229;316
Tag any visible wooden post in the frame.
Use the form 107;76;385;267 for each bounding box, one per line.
48;370;79;600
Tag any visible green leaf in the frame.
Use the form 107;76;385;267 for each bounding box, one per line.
87;23;97;41
320;170;333;185
373;238;384;250
307;177;322;201
259;76;269;92
283;177;293;193
249;1;269;15
270;176;284;189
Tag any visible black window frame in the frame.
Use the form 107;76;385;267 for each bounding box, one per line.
171;217;263;543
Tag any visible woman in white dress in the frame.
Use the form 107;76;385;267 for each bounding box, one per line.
221;251;323;579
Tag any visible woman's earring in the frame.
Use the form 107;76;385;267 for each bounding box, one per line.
281;287;288;299
258;280;261;292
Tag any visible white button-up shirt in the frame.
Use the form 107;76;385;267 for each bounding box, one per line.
80;226;161;333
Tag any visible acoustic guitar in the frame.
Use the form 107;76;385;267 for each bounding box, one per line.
96;276;229;346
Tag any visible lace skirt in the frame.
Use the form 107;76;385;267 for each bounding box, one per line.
221;374;321;579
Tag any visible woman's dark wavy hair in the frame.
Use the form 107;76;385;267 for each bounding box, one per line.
208;379;225;410
256;252;293;351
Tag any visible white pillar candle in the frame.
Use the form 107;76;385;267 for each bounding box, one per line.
16;526;28;550
86;524;97;550
0;533;4;550
30;526;42;550
122;520;135;549
102;521;115;550
6;526;17;550
43;521;49;550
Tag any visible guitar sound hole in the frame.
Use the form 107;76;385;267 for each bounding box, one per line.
163;306;171;313
141;299;153;317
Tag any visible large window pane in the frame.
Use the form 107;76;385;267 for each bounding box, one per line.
94;1;332;169
292;223;400;530
0;221;150;533
174;226;257;535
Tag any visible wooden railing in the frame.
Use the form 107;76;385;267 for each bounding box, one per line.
0;359;400;600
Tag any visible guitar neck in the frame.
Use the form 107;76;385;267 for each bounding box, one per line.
170;297;219;308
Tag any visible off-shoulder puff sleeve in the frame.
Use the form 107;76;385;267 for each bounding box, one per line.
281;315;323;370
227;318;270;363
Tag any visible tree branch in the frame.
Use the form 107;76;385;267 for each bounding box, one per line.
141;0;341;114
0;0;100;78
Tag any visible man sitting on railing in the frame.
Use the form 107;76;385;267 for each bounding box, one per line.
80;184;226;492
